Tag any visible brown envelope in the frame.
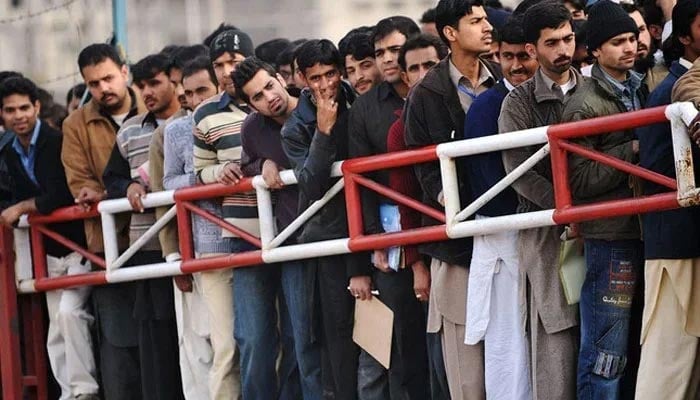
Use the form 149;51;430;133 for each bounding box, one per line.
353;297;394;369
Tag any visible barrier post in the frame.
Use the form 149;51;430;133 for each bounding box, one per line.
0;227;24;399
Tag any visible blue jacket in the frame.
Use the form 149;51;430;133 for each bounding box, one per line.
638;61;700;259
461;81;519;217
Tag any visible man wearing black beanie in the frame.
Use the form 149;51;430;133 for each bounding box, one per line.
561;1;647;399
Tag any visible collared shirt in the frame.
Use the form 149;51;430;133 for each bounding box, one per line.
11;119;41;185
449;57;495;112
600;67;643;111
679;57;694;70
540;70;577;98
503;79;516;92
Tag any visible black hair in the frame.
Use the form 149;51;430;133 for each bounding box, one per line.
339;27;376;62
131;53;175;84
41;103;68;130
523;0;573;44
182;55;218;87
435;0;485;45
372;16;421;44
573;19;587;46
203;23;239;47
398;33;449;70
620;2;643;15
232;57;279;103
0;77;40;108
486;0;504;8
65;83;86;105
296;39;343;76
255;38;292;67
499;15;527;44
77;44;124;74
276;39;308;69
0;71;23;85
160;45;182;58
420;7;437;23
664;0;700;64
563;0;585;11
513;0;544;15
172;44;210;70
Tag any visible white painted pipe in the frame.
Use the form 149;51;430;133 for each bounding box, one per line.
261;238;350;264
448;210;557;239
110;205;178;270
98;190;175;214
437;126;549;159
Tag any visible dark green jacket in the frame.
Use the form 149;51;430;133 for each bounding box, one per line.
562;63;648;240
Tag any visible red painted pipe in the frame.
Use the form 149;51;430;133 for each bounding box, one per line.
33;271;108;292
180;250;264;274
29;225;48;281
351;175;446;223
182;202;262;248
548;106;669;139
175;201;195;261
28;204;99;224
348;225;449;253
344;174;365;238
557;140;678;190
35;226;106;269
341;145;438;174
174;179;255;202
553;192;679;225
549;138;573;209
0;228;24;399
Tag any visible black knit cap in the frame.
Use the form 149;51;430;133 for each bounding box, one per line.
210;29;254;63
586;0;639;51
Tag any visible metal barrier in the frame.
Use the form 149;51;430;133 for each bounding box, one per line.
0;102;697;399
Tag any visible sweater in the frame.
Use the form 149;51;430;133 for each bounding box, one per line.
192;92;258;239
163;115;233;254
461;81;519;217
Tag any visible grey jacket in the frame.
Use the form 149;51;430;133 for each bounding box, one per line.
561;64;646;241
500;68;581;333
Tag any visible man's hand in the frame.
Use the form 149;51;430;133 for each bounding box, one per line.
0;205;23;227
656;0;675;21
313;84;338;135
412;260;430;302
348;275;372;301
174;274;193;292
689;113;700;147
372;249;392;273
218;162;243;185
262;159;284;189
75;187;105;211
632;140;640;154
126;182;147;213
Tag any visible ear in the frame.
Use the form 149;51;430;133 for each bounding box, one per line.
276;72;288;88
525;43;537;59
591;48;600;59
679;35;692;47
120;64;129;80
400;71;410;86
442;25;458;44
34;100;41;116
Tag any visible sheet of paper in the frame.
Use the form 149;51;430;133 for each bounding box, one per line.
353;296;394;369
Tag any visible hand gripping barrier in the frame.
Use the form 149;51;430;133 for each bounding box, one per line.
0;102;697;399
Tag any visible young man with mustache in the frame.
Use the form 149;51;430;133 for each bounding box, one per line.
404;0;502;398
347;15;428;399
339;27;383;95
101;52;184;400
499;2;582;399
561;2;647;399
61;43;148;399
461;15;538;400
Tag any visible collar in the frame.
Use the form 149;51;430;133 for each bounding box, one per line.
593;63;643;98
534;67;581;102
378;81;401;101
448;56;494;90
141;111;158;128
539;68;577;95
679;58;694;70
89;87;143;126
11;119;41;154
217;91;235;110
503;79;516;92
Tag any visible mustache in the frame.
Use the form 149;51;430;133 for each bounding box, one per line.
100;92;116;101
554;56;572;64
638;44;649;52
509;68;527;75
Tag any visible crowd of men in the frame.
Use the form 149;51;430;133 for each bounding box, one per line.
1;0;700;398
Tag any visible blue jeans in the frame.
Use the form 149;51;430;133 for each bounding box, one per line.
577;239;642;400
232;239;322;400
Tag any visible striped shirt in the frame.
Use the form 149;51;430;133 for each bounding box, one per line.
116;112;160;251
192;92;258;238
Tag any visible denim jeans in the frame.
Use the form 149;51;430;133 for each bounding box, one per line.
231;239;322;400
577;239;643;400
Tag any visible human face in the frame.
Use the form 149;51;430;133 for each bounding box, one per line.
81;59;129;113
135;71;177;116
629;11;651;60
564;2;586;20
293;59;307;89
402;46;440;87
278;64;295;88
1;94;39;138
303;63;341;101
169;67;187;109
593;32;638;80
375;30;407;84
679;14;700;61
243;70;290;119
500;42;539;86
443;6;493;54
528;22;576;77
67;94;81;113
422;22;439;37
212;51;245;95
481;41;501;63
183;69;218;109
345;55;381;94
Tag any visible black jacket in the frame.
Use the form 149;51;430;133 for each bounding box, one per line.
282;81;371;277
404;57;502;266
1;121;86;257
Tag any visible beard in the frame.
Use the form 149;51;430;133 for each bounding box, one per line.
634;50;656;74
